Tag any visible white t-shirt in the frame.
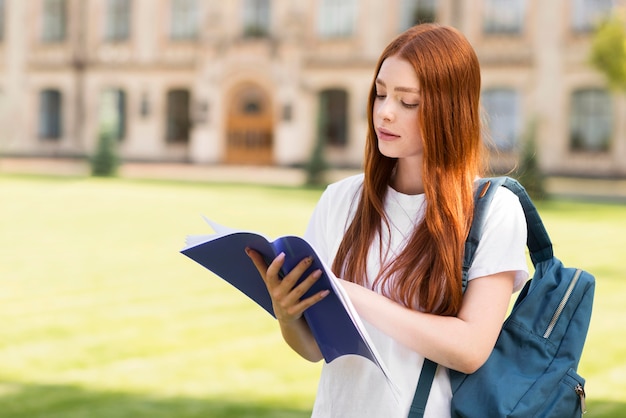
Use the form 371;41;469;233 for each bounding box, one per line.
304;174;529;418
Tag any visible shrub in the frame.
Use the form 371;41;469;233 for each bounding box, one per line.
90;128;120;177
515;120;546;200
305;137;328;186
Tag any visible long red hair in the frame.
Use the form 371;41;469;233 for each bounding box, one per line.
331;24;485;316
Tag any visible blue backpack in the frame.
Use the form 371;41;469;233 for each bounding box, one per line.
409;177;595;418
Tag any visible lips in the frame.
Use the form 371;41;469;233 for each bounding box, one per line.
377;127;400;141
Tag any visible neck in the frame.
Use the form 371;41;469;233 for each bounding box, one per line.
391;159;424;195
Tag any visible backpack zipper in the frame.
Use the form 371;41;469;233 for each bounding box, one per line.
575;383;587;415
543;269;583;338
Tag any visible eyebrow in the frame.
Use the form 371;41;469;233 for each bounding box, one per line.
375;78;420;94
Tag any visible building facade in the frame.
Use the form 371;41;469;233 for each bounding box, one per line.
0;0;624;177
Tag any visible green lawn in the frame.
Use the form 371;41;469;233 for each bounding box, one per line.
0;174;624;417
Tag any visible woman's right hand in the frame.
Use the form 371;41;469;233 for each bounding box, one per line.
245;248;328;362
245;248;329;324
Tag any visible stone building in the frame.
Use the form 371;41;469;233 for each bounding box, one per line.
0;0;624;177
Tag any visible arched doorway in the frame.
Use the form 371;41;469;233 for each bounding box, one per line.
225;83;273;164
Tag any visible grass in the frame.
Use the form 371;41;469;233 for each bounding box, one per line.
0;174;625;417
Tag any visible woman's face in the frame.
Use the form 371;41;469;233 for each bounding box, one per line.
373;55;423;162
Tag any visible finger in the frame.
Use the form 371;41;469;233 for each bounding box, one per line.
286;288;331;319
280;255;314;289
278;268;328;313
265;252;286;287
245;248;269;277
245;249;286;289
288;268;323;301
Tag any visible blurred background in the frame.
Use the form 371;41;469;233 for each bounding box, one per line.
1;0;626;192
1;2;626;417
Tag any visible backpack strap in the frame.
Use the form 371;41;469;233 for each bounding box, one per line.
408;358;438;417
463;177;553;278
499;177;553;266
461;177;506;292
409;176;550;417
409;177;498;417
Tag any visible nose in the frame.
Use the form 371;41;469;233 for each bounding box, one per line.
375;97;394;122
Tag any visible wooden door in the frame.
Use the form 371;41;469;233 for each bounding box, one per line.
225;84;273;164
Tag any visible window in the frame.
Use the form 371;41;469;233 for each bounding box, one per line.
170;0;198;40
319;89;348;147
39;89;62;140
571;0;613;33
482;88;521;151
100;89;126;140
105;0;132;41
483;0;525;34
317;0;356;38
399;0;437;31
243;0;270;38
570;89;612;152
166;89;191;143
42;0;66;42
0;0;6;42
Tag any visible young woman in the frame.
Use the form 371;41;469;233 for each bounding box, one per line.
247;23;529;417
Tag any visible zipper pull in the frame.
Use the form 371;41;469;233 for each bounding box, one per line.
575;383;587;415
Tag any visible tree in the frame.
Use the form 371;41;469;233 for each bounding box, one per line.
590;14;626;90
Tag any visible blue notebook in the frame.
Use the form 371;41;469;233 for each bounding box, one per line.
181;218;397;395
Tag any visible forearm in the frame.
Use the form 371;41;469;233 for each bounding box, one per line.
356;292;482;372
343;273;514;373
279;317;324;362
244;248;326;362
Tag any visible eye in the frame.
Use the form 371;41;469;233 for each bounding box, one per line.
402;101;419;109
375;91;386;99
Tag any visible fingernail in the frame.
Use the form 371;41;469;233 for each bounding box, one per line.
244;247;251;256
320;290;330;298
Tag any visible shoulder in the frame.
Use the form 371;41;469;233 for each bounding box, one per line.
490;186;523;214
306;174;364;259
482;184;526;234
312;174;364;231
319;173;364;207
472;179;525;231
468;181;529;289
325;173;364;195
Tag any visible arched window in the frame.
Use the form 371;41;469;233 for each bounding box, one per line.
42;0;66;42
399;0;437;32
100;89;126;140
570;88;612;152
319;89;348;147
170;0;198;40
0;0;6;42
317;0;356;38
105;0;132;42
482;88;521;151
571;0;613;33
166;89;191;143
39;89;62;140
483;0;526;35
243;0;270;38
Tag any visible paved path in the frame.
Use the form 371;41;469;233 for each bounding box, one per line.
0;157;358;187
2;157;626;201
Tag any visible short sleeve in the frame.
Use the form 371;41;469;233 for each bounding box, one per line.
304;187;333;264
467;187;530;292
304;174;364;268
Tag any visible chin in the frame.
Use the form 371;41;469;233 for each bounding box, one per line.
377;143;401;159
